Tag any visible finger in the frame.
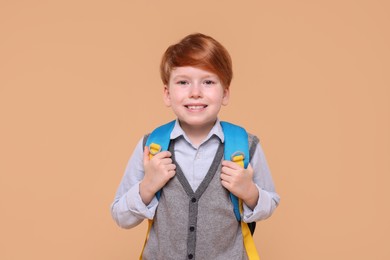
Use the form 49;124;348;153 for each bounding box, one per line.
220;178;232;190
168;169;176;177
160;157;173;165
220;171;233;182
222;160;242;170
165;163;176;171
221;165;235;176
153;151;172;160
143;146;150;164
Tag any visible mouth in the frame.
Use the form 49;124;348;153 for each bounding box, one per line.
185;105;208;111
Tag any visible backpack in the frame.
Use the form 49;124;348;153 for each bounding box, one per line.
141;120;260;260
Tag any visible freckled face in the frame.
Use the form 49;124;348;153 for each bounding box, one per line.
163;66;229;131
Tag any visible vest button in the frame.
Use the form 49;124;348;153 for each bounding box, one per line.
188;254;193;259
191;197;197;203
189;226;195;232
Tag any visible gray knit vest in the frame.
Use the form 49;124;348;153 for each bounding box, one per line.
142;134;259;260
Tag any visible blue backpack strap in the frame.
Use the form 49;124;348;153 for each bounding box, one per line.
145;120;176;199
220;121;249;222
221;122;261;259
145;120;249;221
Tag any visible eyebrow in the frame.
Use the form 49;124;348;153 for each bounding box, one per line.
171;74;189;80
171;74;218;80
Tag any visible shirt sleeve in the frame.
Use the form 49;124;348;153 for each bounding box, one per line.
110;138;159;229
242;142;280;223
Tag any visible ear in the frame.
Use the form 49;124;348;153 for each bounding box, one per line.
163;85;171;107
222;87;230;106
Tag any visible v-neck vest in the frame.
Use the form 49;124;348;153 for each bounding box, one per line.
142;135;258;260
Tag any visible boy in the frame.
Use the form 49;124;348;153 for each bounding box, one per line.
111;33;280;260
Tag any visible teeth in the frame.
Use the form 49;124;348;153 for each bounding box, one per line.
187;106;204;110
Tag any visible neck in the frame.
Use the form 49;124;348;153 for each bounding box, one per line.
179;120;216;146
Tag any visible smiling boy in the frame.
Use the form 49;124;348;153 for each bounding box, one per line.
111;33;280;260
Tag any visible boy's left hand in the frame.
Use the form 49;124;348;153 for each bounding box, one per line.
221;161;259;210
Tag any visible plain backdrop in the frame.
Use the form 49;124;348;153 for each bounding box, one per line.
1;1;389;259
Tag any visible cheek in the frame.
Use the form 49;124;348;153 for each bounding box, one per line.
170;89;187;102
214;90;227;102
165;94;182;108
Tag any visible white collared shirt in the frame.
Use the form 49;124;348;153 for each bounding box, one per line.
111;120;280;229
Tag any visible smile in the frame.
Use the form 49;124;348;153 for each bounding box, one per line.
185;105;207;110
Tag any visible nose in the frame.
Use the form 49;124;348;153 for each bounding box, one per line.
189;82;202;98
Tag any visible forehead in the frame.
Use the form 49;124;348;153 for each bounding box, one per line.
170;66;218;79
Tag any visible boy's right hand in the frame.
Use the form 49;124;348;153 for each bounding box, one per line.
139;146;176;205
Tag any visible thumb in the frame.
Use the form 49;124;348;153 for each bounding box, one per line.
246;163;254;176
143;146;150;164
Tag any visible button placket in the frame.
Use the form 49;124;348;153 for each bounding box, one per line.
187;196;198;260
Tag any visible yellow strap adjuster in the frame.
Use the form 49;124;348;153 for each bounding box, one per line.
232;151;260;259
231;151;245;168
148;143;161;159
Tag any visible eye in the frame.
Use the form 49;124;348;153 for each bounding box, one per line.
176;80;189;85
203;80;216;85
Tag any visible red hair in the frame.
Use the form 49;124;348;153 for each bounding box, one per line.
160;33;233;89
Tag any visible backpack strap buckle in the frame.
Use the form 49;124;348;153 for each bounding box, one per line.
149;143;161;159
231;151;245;168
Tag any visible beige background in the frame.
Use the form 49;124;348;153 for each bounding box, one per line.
1;0;389;259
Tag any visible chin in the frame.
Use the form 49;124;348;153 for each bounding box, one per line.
184;119;216;128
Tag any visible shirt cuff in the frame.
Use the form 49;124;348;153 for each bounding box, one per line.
242;185;272;223
126;182;158;219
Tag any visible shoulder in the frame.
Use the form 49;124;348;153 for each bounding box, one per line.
247;132;260;159
142;133;151;148
247;132;259;146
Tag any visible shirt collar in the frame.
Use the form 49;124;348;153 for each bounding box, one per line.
170;119;225;144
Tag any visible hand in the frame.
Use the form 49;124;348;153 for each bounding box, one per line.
139;146;176;205
221;161;259;209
